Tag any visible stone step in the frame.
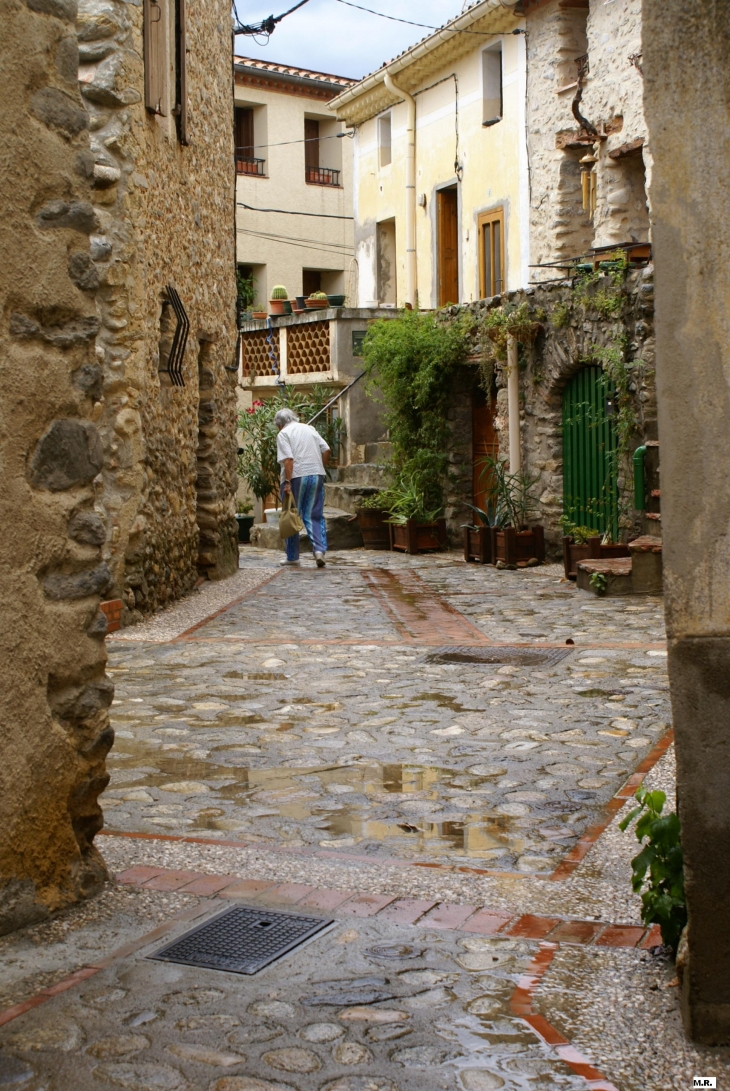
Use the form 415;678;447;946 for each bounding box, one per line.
643;511;662;538
248;507;362;552
577;536;663;596
364;441;392;463
335;462;391;486
324;482;382;515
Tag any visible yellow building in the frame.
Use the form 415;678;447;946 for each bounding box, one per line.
329;0;527;309
234;57;355;306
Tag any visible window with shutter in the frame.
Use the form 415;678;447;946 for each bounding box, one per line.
144;0;168;115
175;0;188;144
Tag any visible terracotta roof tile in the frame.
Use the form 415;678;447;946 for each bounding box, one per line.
234;55;354;88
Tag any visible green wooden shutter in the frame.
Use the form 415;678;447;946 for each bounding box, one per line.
562;365;619;539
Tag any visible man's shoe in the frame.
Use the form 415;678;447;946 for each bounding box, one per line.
314;552;326;568
280;558;300;566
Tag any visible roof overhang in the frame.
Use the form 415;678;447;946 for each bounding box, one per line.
234;61;353;100
328;0;522;126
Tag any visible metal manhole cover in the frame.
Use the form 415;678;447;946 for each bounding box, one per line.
425;646;573;668
149;906;332;975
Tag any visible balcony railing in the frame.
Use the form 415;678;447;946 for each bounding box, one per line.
306;166;341;187
236;153;266;176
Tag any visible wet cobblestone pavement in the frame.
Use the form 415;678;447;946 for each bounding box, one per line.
104;553;668;874
3;548;729;1090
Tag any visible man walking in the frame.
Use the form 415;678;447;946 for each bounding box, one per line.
275;408;330;567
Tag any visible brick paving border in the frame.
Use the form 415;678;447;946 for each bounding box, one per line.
0;875;659;1091
510;942;621;1091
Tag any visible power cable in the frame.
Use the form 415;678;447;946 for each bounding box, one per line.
239;227;354;251
233;0;312;37
237;201;354;220
238;229;354;259
332;0;509;36
236;131;353;151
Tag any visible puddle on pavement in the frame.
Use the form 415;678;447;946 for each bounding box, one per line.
105;745;571;865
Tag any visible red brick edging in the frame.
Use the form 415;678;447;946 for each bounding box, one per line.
100;599;123;634
511;943;621;1090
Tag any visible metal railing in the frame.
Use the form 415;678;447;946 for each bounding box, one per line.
306;166;341;187
236;154;266;176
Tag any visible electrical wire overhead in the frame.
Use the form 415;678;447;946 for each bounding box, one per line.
333;0;505;35
233;0;312;37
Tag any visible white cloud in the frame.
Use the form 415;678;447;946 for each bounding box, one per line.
235;0;470;79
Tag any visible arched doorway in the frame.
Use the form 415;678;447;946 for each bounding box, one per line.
562;365;619;538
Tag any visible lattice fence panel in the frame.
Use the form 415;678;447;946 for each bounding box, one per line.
287;321;331;375
241;330;278;379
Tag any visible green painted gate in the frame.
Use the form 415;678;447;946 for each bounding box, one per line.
562;365;619;538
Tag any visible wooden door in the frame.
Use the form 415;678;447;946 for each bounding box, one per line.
305;118;320;175
438;188;459;306
473;386;498;516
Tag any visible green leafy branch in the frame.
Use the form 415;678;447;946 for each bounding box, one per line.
619;785;687;953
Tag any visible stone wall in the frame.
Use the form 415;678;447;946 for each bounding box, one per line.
78;0;239;624
526;0;649;273
443;268;656;555
0;0;112;933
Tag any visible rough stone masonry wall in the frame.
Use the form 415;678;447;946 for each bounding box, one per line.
445;267;655;557
0;0;113;933
77;0;239;624
527;0;649;274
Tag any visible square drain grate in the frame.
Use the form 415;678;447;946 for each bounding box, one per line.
149;906;333;975
425;645;573;668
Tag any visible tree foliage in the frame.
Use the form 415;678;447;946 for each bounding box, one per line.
362;309;469;514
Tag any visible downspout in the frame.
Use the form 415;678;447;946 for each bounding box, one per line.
384;73;417;308
507;334;521;473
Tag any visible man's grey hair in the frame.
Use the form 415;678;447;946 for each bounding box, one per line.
274;408;299;428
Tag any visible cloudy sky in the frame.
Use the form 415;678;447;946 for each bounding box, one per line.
235;0;470;79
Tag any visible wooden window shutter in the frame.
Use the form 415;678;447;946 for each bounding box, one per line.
235;108;254;155
144;0;167;115
176;0;188;144
304;119;320;171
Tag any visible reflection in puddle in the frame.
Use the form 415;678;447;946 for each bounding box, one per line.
109;753;539;862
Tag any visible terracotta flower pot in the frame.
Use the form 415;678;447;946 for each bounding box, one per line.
269;300;286;315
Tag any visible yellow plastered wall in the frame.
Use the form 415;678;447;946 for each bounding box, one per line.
351;31;528;308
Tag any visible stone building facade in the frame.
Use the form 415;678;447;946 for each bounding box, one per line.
524;0;649;275
78;0;239;624
0;0;112;933
0;0;238;934
442;268;656;555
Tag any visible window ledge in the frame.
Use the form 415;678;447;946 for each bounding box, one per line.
483;116;502;128
305;181;343;188
556;81;579;95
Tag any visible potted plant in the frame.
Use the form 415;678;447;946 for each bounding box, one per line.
269;285;291;316
478;456;545;566
306;291;329;310
377;474;447;554
462;503;493;564
561;518;630;579
327;294;346;307
235;500;255;543
251;302;267;320
356;491;390;550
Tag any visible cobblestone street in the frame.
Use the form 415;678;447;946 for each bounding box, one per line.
2;550;728;1091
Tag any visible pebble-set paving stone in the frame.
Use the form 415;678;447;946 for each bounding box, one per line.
105;554;670;873
0;916;588;1091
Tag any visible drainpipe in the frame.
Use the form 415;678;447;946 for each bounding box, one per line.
507;334;521;473
384;73;417;308
633;445;646;509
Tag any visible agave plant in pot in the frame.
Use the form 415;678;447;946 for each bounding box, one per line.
269;285;291;316
379;473;447;555
470;456;545;567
